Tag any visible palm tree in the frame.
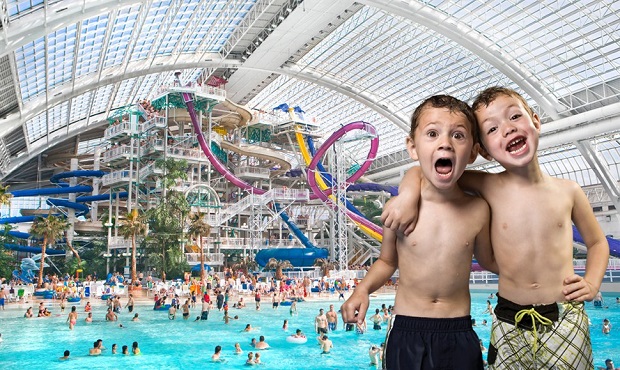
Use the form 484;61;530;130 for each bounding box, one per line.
0;183;11;206
265;257;293;280
313;258;336;277
231;256;258;276
118;209;147;289
30;213;69;288
187;212;211;280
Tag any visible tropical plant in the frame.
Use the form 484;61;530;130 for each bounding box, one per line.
352;196;383;227
264;257;293;280
313;258;336;277
118;209;147;288
144;189;190;281
187;211;211;280
0;183;12;206
30;213;69;288
231;256;258;276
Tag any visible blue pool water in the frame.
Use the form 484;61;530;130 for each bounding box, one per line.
0;291;619;369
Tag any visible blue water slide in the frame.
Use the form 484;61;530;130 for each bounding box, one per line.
573;225;620;258
1;170;116;253
10;185;93;197
4;243;65;255
76;192;128;203
273;203;315;249
255;247;328;267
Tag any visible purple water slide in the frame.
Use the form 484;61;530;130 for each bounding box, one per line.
305;122;383;236
180;90;382;236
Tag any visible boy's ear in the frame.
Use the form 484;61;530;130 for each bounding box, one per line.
478;142;493;161
532;112;541;132
468;142;480;164
405;136;418;161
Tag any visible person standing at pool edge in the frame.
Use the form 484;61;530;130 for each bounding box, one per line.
381;87;610;369
341;95;496;369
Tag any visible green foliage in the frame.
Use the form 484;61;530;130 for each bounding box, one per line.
144;190;190;280
155;158;189;190
0;247;16;280
30;213;69;287
352;196;383;227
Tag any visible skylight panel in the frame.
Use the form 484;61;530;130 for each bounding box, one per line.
90;84;115;116
113;78;137;108
15;37;46;101
130;1;168;61
70;92;93;124
103;5;141;68
47;25;77;89
77;138;106;155
76;15;108;78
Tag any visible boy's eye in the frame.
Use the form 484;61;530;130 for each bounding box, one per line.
427;131;438;137
453;132;465;139
486;127;497;135
510;114;522;120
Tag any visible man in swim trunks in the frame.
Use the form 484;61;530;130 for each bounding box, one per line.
318;335;333;354
370;309;382;330
326;304;338;331
315;308;328;334
126;293;134;313
182;299;190;319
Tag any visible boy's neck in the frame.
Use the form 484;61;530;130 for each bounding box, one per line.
501;155;544;183
420;176;466;202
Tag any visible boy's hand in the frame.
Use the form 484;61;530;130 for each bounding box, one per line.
380;195;418;236
340;292;369;325
562;274;598;301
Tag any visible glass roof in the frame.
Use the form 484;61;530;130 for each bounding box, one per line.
0;0;619;197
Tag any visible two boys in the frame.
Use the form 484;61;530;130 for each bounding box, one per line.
371;87;609;368
341;95;497;369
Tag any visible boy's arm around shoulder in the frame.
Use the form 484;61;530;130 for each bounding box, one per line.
381;167;422;235
381;168;493;236
472;198;498;274
563;181;609;302
341;226;398;325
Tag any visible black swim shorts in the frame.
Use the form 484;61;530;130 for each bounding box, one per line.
384;315;483;370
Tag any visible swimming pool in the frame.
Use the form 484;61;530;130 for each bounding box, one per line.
0;291;618;369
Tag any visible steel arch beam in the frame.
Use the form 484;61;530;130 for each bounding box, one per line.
359;0;563;120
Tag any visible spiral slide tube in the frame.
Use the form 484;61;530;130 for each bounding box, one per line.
295;125;383;241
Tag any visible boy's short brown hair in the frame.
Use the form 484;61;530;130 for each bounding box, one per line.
472;86;534;119
410;95;478;143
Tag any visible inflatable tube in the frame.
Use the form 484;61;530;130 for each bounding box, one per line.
154;304;172;311
286;335;308;344
280;301;293;306
67;297;81;303
101;294;113;300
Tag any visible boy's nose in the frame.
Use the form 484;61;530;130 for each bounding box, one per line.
502;123;517;137
437;135;454;150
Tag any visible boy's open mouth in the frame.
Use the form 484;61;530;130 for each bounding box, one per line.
507;137;526;154
435;158;453;176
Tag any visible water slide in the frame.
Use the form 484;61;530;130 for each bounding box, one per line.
573;225;620;258
218;140;292;175
295;126;383;241
178;85;328;266
2;170;126;254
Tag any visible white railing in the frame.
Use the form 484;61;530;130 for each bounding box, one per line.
234;166;270;178
185;252;225;265
108;236;132;249
102;170;134;186
167;146;206;159
266;188;309;202
103;145;138;162
574;258;620;270
159;83;226;100
104;121;135;139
